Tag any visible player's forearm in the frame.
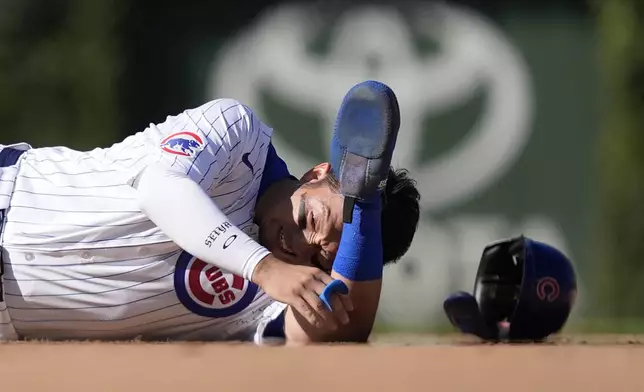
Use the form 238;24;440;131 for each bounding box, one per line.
329;275;381;342
131;165;270;280
284;199;384;344
284;276;381;344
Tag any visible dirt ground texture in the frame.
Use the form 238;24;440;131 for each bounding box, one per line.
0;334;642;392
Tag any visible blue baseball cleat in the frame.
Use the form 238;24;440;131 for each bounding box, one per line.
330;80;401;222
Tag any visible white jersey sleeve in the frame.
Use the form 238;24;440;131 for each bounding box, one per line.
148;99;266;193
130;99;272;280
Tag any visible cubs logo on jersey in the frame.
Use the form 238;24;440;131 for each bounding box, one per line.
174;251;259;318
160;131;205;157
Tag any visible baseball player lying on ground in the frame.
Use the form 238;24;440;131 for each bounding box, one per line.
0;81;420;344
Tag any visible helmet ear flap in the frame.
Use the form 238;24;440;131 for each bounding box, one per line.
443;291;499;341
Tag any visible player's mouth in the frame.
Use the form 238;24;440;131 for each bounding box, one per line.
279;227;296;257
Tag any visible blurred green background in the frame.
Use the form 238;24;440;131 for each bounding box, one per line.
0;0;637;333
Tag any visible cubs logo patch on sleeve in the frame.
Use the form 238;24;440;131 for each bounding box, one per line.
160;131;205;157
174;251;258;318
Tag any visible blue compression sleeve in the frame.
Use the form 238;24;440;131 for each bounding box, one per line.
331;196;383;281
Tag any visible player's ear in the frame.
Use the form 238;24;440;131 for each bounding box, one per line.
300;162;331;185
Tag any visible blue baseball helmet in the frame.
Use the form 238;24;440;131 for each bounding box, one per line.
444;235;577;341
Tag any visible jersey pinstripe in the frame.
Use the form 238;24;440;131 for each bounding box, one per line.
0;99;286;341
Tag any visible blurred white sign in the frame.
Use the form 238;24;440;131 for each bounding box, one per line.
206;3;581;327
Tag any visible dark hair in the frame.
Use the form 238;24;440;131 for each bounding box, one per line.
379;168;420;264
323;167;420;265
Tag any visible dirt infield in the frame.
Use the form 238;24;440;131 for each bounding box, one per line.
0;335;642;392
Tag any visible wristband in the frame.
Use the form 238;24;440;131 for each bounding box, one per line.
331;196;383;281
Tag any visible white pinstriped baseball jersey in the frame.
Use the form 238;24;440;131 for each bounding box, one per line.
0;99;288;341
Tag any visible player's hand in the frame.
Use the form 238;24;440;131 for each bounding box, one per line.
252;254;354;330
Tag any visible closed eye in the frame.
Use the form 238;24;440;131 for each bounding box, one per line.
298;196;307;230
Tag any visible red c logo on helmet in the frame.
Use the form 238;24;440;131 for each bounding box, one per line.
536;277;560;302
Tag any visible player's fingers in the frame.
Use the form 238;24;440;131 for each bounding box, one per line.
329;294;350;325
304;277;327;295
339;293;354;312
318;278;352;312
309;276;350;324
313;269;335;285
302;289;338;330
292;297;326;330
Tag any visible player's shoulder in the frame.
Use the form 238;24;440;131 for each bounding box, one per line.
190;98;256;122
187;98;271;144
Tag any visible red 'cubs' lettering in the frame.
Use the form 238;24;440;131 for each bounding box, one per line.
218;290;236;305
191;260;245;306
211;277;230;294
176;251;258;318
205;267;223;282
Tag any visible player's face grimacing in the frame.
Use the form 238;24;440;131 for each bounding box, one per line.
255;162;344;272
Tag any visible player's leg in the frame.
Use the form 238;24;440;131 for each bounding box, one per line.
0;274;19;340
0;144;29;341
